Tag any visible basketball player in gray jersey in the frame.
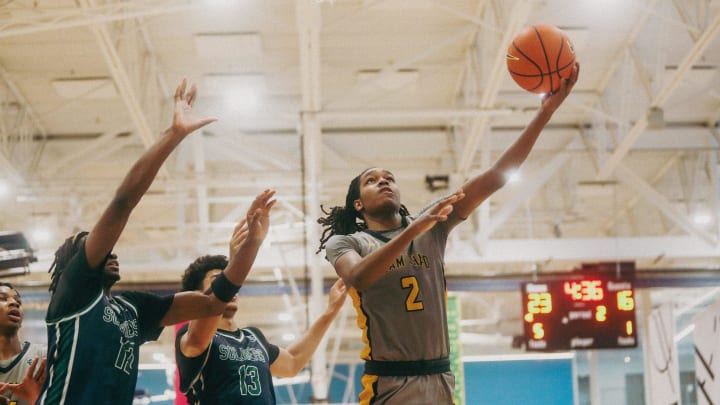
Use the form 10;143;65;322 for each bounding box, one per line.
318;63;579;404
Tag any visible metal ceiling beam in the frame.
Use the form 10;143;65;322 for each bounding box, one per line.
485;151;572;238
615;164;717;247
296;0;329;401
600;152;683;234
446;236;720;264
325;25;474;107
40;131;127;177
597;7;720;180
0;64;47;178
457;0;535;175
0;0;202;38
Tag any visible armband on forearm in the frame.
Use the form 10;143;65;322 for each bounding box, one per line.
210;272;241;302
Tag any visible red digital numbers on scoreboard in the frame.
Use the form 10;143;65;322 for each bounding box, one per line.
521;263;637;351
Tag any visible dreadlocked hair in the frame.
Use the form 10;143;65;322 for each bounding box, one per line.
316;171;410;253
181;255;229;292
48;231;89;294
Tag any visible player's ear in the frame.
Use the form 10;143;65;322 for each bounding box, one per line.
353;199;363;213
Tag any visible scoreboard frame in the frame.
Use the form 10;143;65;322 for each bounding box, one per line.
521;262;638;351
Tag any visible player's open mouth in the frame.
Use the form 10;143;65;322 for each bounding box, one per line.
8;310;21;322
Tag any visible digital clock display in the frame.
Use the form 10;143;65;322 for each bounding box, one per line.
521;263;638;351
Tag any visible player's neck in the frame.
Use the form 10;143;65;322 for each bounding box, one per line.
364;212;403;231
217;316;236;331
0;334;22;360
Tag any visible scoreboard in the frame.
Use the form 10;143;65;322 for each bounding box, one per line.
521;263;638;351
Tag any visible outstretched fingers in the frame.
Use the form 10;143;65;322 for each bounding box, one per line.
185;82;198;106
34;358;46;383
174;78;187;101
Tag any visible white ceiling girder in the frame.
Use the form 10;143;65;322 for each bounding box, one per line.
485;151;572;238
41;131;126;177
0;0;201;38
53;135;137;178
600;152;683;234
446;236;720;264
597;7;720;180
0;64;47;176
296;0;328;400
205;137;271;171
328;25;474;107
457;0;535;175
318;108;512;123
615;164;717;247
79;0;165;173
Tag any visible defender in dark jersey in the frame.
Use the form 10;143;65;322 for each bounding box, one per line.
0;283;46;405
36;80;275;405
175;224;347;405
317;64;579;404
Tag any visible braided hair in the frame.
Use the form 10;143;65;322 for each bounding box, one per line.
181;255;229;292
316;169;409;253
48;231;88;294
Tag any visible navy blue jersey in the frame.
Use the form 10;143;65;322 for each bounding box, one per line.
37;246;173;405
176;325;280;405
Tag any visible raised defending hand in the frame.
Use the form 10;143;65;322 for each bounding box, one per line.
245;189;277;244
409;189;466;235
170;79;218;137
542;62;580;112
0;356;46;404
326;279;348;315
228;218;249;262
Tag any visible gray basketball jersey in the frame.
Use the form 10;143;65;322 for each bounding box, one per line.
325;217;452;362
0;341;47;405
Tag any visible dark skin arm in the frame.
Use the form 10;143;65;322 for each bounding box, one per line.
84;80;217;269
452;62;580;220
270;279;347;377
334;64;579;291
162;190;276;327
333;191;464;291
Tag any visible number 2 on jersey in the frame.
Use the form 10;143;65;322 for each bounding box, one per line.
401;276;424;311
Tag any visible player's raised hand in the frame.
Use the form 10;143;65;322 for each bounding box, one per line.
542;62;580;112
229;218;249;262
170;79;217;137
326;279;348;315
409;189;465;235
245;189;277;244
0;356;46;404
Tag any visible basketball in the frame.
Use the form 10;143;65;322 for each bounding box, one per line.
506;24;575;94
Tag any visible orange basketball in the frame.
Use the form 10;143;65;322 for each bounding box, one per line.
506;24;575;94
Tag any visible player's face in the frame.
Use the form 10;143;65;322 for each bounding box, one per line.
355;168;401;215
0;286;23;331
102;252;121;286
202;269;238;316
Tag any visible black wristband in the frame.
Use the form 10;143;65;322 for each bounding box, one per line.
210;272;241;302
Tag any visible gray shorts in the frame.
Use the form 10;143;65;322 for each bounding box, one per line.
359;371;455;404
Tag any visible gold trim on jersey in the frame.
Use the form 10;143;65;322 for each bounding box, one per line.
359;373;379;405
349;287;372;360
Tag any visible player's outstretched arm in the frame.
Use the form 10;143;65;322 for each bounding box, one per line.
85;79;217;269
452;62;580;220
177;219;249;357
333;191;463;291
161;190;276;327
270;279;348;377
